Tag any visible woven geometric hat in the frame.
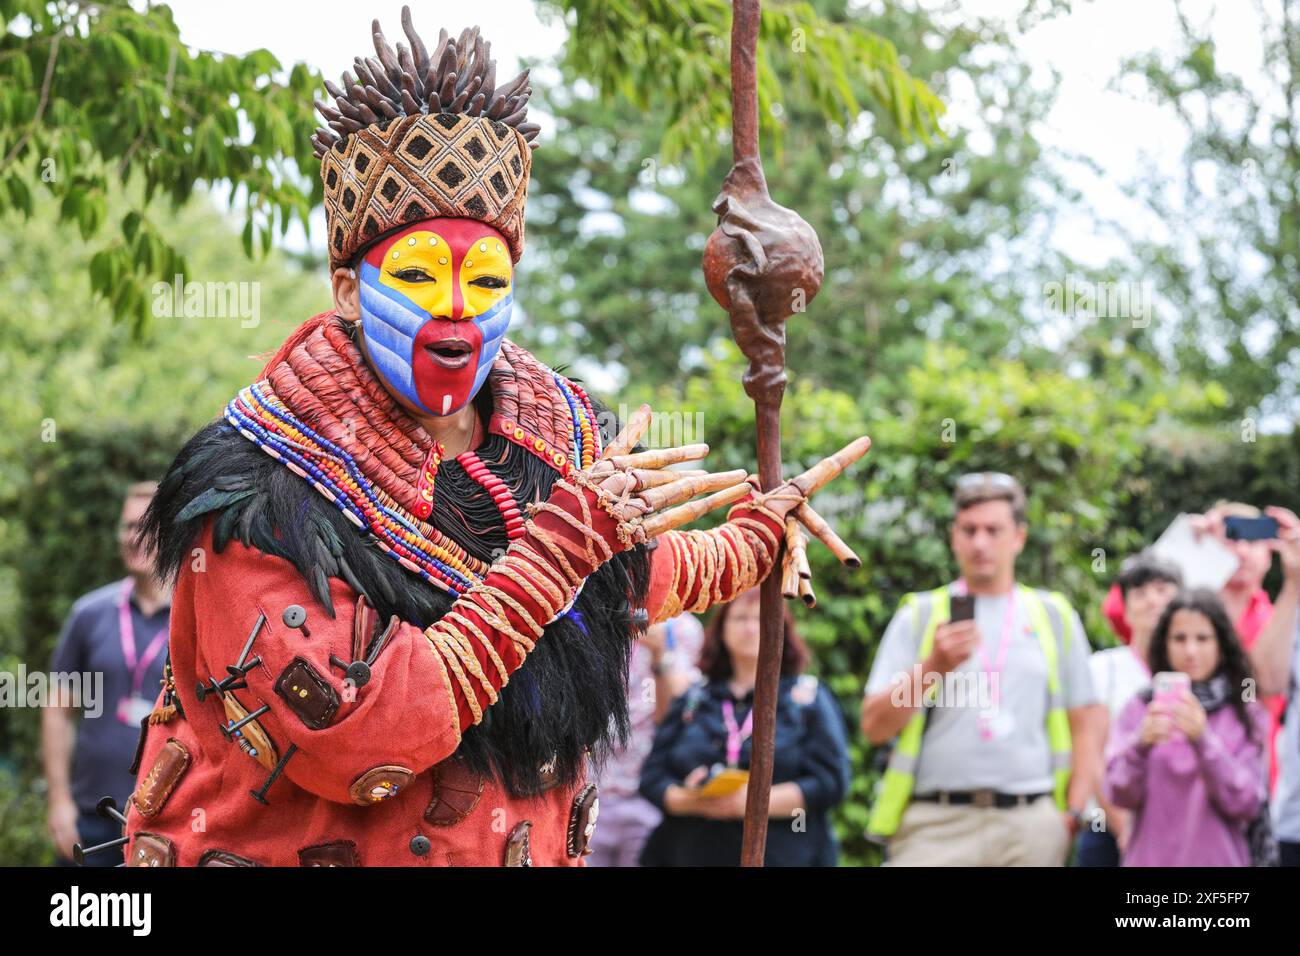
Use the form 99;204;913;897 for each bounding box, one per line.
312;7;538;270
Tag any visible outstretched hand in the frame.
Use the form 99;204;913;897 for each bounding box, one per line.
539;405;871;606
556;404;754;554
742;436;872;607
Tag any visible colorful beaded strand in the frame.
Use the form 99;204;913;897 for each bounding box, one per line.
226;385;485;596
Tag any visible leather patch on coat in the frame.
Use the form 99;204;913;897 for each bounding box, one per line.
127;832;175;867
425;756;485;826
299;840;360;867
351;594;376;660
504;821;533;867
198;849;262;867
275;657;339;729
221;690;278;772
132;738;190;818
349;765;415;805
567;784;600;858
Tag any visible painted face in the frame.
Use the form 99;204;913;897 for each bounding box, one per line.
357;218;513;417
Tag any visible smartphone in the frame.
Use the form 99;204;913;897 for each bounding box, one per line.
950;594;975;622
1152;671;1190;709
1224;515;1279;541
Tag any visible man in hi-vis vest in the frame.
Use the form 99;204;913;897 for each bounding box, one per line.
861;473;1102;866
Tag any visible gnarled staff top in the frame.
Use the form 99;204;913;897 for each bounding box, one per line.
311;6;539;159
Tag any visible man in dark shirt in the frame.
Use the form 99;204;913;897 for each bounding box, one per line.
42;482;172;866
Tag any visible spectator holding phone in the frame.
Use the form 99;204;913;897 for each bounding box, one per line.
1104;589;1268;866
1102;501;1286;790
1246;505;1300;865
1079;553;1182;866
637;586;851;866
861;473;1102;866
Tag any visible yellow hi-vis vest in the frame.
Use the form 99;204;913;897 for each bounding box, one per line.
866;583;1077;839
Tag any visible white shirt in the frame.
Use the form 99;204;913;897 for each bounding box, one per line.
1090;645;1151;725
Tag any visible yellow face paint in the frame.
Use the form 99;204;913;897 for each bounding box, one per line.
377;231;455;316
459;237;513;318
376;229;512;319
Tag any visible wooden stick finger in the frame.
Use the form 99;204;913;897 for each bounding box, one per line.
797;574;817;608
784;517;811;580
630;468;707;489
788;435;872;498
600;403;652;460
640;484;751;538
780;517;801;599
781;546;800;600
608;443;710;470
638;470;748;512
783;516;801;558
795;502;860;568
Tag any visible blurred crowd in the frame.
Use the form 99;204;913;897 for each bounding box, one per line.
42;474;1300;866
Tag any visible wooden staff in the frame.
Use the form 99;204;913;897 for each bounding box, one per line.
702;0;827;866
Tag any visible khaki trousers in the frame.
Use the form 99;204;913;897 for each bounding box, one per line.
885;795;1070;867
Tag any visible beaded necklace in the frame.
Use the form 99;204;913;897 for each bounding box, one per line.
553;373;599;471
487;372;601;479
227;382;488;596
224;367;603;598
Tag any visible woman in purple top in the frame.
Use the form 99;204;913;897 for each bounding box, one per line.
1105;589;1268;867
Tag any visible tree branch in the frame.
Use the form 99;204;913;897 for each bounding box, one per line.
118;43;179;180
0;31;64;175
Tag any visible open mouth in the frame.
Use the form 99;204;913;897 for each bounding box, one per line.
424;338;474;370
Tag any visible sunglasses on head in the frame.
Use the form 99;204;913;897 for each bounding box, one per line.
955;472;1019;492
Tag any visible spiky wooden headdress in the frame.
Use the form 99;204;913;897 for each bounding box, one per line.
314;7;537;269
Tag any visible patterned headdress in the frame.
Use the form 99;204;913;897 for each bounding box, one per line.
313;7;538;270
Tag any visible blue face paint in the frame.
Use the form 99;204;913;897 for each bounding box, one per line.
359;261;425;410
356;260;514;417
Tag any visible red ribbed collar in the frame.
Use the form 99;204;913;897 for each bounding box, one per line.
258;315;585;518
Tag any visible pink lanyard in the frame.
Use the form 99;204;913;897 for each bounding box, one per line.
1128;645;1151;677
954;579;1016;709
721;699;753;767
118;580;168;699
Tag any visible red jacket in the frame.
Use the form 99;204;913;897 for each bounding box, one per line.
120;320;787;866
123;497;781;867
